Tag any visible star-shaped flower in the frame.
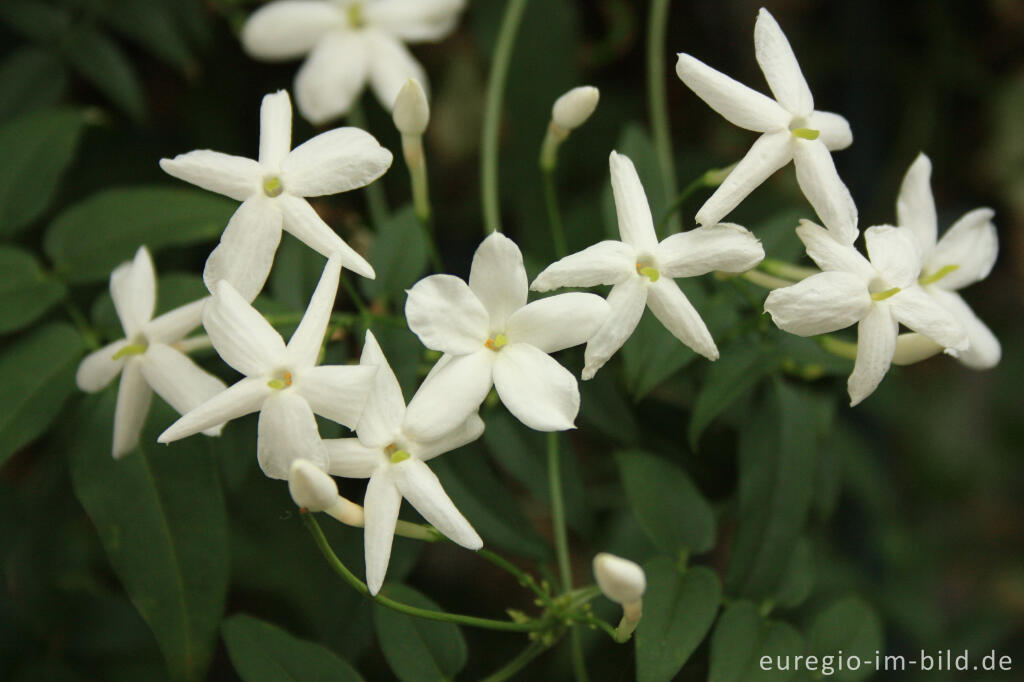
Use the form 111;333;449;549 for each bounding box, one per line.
676;8;858;244
532;152;765;379
158;256;376;479
241;0;466;124
764;220;969;405
403;232;609;440
75;247;226;458
160;90;392;302
891;153;1000;369
325;330;483;594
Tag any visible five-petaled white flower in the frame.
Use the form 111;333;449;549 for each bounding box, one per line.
403;232;610;440
676;8;858;244
764;220;969;405
76;247;226;458
241;0;466;125
532;152;765;379
891;153;1000;369
158;257;377;479
160;90;392;302
326;330;483;594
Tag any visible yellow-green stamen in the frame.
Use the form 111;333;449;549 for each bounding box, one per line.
637;265;660;282
267;371;293;390
263;176;283;197
919;264;960;286
790;127;820;140
871;287;901;301
390;449;411;464
112;343;147;360
485;333;508;351
346;3;365;28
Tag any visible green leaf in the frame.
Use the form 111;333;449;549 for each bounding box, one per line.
70;395;229;682
61;25;145;120
0;108;88;236
635;560;721;682
269;233;325;311
615;450;715;556
373;584;467;682
222;614;364;682
689;338;774;449
360;206;428;301
0;322;83;466
45;186;236;283
0;47;68;123
807;597;883;682
102;0;193;71
772;536;815;609
708;601;804;682
0;0;71;42
0;247;67;334
621;309;697;400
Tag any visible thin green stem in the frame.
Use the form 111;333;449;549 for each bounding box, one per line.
339;274;370;318
760;258;818;281
481;641;550;682
818;334;858;360
647;0;679;233
657;173;707;237
62;299;100;350
481;0;528;234
741;269;793;290
478;548;552;604
542;168;568;258
302;512;546;632
349;102;390;227
570;630;589;682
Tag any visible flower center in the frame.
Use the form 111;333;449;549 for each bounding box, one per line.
485;333;508;351
267;369;293;390
790;127;820;140
112;337;148;360
384;443;410;463
636;263;660;282
346;2;365;28
263;175;284;197
918;264;959;286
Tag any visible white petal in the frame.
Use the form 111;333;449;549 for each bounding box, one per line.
325;438;383;478
158;377;269;443
112;360;152;458
795;219;874;279
403;349;495;441
646;278;718;360
203;197;284;302
288;459;340;512
505;293;609;353
203;280;286;376
110;246;156;336
356;331;406;448
258;391;328;480
281;127;393;197
295;365;377;428
805;110;852;151
365;30;428;112
241;1;342;60
792;140;858;245
405;274;489;354
140;344;227;433
294;31;369;125
468;232;528;330
409;412;484;461
753;8;813;116
656;223;764;277
364;471;402;595
276;193;375;278
392;459;481;548
364;0;464;42
928;288;1000;369
530;240;634;291
286;257;342;368
892;333;942;366
888;287;968;351
76;341;127;392
609;151;658;253
493;343;579;431
695;131;792;227
864;225;919;290
764;271;872;336
159;151;260;202
930;208;997;290
895;153;937;257
258;90;293;167
145;299;207;345
848;303;897;406
675;53;791;132
582;276;648;380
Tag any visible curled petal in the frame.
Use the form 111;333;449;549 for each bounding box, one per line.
864;225;919;290
657;223;764;277
493;343;579;432
795;219;873;280
281;127;393;197
365;30;428;112
356;330;406;448
609;152;659;253
77;340;128;392
140;344;227;434
411;413;485;461
364;471;402;595
792;140;858;245
928;288;1000;369
895;153;937;257
257;390;328;480
294;32;369;125
505;293;609;353
646;278;718;360
930;208;997;290
203;280;286;376
764;271;871;336
111;246;155;337
468;233;528;330
754;8;813;116
888;287;968;352
112;360;152;459
695;131;792;228
241;1;342;61
158;151;260;202
146;299;207;345
675;53;791;132
325;438;382;478
530;240;634;291
158;377;269;443
404;349;495;441
805;110;852;151
203;197;283;302
286;257;342;368
295;365;377;428
405;275;489;354
583;276;648;380
392;459;481;549
277;193;374;278
848;303;897;406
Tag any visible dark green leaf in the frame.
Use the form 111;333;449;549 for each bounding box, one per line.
0;322;83;466
373;584;467;682
222;614;364;682
615;450;715;556
635;560;721;682
0;247;67;334
0;48;68;122
270;233;325;311
61;25;145;120
773;536;815;609
45;185;236;283
689;338;774;448
578;368;639;443
807;597;883;682
621;309;697;400
361;206;428;301
0;0;70;41
102;0;193;71
708;600;804;682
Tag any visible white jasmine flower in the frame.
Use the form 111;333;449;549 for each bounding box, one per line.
403;232;610;439
552;86;599;131
325;330;483;594
75;247;227;458
676;8;858;244
532;152;765;379
160;90;392;301
764;220;969;405
892;153;1000;368
241;0;466;124
158;257;377;479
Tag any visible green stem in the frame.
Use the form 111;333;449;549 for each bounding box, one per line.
481;0;529;234
349;102;390;227
657;173;707;237
570;630;589;682
302;512;546;632
760;258;817;281
62;299;100;350
818;334;858;360
741;269;793;290
339;274;370;318
542;168;568;258
647;0;678;233
478;548;552;604
481;641;550;682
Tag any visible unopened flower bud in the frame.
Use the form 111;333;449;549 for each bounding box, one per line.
552;86;599;131
392;78;430;136
288;459;340;512
593;552;646;605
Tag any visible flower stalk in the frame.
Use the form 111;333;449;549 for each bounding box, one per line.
647;0;679;233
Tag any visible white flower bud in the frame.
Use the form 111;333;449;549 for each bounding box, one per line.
552;86;599;131
288;459;340;512
392;78;430;136
593;552;646;605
